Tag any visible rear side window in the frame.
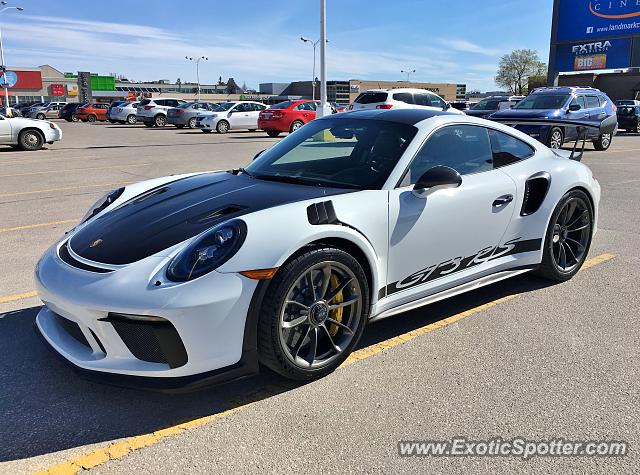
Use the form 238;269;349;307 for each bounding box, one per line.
355;92;388;104
296;102;315;111
586;96;600;109
571;96;587;109
598;96;608;107
489;130;535;168
393;92;414;104
413;94;431;107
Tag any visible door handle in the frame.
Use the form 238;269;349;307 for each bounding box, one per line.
493;194;514;207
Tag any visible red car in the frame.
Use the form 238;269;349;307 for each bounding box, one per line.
258;100;320;137
76;103;109;122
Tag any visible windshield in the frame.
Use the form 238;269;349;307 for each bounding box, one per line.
618;106;637;116
212;102;235;111
269;101;294;109
245;118;417;189
471;99;501;110
514;94;570;110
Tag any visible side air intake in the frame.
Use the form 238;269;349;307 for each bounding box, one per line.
521;172;551;216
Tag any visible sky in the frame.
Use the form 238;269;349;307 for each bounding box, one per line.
2;0;554;92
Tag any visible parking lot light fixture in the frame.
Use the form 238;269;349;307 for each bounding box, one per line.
185;55;208;102
0;2;24;110
401;69;416;82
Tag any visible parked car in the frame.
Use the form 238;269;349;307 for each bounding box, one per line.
59;102;88;122
615;99;640;107
617;104;640;132
465;96;524;119
107;101;139;125
106;101;129;123
26;103;65;120
258;100;320;137
449;101;471;112
137;98;188;127
490;87;616;151
33;109;606;387
167;102;220;129
0;113;62;150
348;88;464;114
76;103;110;122
197;101;267;134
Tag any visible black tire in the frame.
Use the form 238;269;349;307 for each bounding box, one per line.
534;189;593;282
144;121;154;127
36;113;45;120
71;114;79;122
18;129;44;151
216;120;230;134
126;114;137;125
87;114;97;123
290;120;304;133
547;126;564;149
593;133;612;151
258;245;370;381
266;130;281;138
188;117;197;129
154;114;166;127
248;128;257;132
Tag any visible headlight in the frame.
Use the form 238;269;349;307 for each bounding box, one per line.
166;220;247;282
80;187;125;223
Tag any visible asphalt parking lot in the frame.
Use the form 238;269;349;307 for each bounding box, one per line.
1;121;639;474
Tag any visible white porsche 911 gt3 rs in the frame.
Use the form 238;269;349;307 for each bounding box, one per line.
35;109;603;390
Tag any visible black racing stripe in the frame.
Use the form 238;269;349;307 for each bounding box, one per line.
70;172;352;265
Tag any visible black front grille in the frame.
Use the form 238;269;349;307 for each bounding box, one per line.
53;312;90;348
106;315;188;368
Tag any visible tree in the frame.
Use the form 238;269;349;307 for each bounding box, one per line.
495;49;547;95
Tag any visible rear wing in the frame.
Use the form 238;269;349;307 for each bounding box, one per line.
488;115;617;162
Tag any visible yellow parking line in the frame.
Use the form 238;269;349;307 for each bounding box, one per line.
30;253;616;475
0;181;132;198
0;219;76;233
0;291;38;304
0;163;150;178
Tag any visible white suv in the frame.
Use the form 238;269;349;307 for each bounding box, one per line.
137;98;188;127
349;88;464;114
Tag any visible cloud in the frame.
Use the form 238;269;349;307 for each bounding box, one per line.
437;38;503;56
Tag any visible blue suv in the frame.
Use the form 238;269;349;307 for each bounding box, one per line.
490;87;616;151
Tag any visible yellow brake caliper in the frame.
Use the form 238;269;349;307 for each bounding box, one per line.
328;273;343;336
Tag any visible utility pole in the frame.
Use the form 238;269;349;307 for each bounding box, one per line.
317;0;330;118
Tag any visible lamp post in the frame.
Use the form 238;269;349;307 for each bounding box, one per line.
300;37;321;100
317;0;330;118
401;69;416;82
185;55;208;101
0;2;24;110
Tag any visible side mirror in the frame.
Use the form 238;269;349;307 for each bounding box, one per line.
443;102;451;111
569;104;581;112
412;166;462;198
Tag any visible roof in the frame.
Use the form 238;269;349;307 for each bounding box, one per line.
362;87;438;94
320;109;454;125
531;86;602;95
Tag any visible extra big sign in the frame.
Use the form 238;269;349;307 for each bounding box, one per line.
555;38;632;71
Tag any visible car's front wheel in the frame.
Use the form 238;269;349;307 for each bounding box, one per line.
87;114;97;123
547;126;564;149
18;129;44;151
71;114;79;122
126;114;137;125
258;246;370;381
216;120;230;134
593;133;612;151
534;189;593;281
36;113;45;120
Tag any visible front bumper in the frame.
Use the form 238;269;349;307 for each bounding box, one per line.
44;126;62;143
34;242;261;390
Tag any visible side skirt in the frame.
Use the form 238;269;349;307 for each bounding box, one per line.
370;267;534;323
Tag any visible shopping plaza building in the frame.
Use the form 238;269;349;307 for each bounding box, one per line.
1;65;466;105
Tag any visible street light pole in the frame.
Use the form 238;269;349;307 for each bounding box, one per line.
0;2;24;110
401;69;416;82
300;37;319;100
318;0;329;118
185;55;208;101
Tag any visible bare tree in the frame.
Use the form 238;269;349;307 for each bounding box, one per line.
495;49;547;95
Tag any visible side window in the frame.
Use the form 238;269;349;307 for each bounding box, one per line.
236;103;249;112
428;94;446;108
598;96;608;107
489;130;535;168
392;92;414;104
154;100;165;107
571;95;586;109
414;94;431;107
404;125;493;185
586;96;600;109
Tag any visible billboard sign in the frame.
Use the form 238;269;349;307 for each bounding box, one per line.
557;0;640;41
51;83;65;96
0;71;17;88
77;71;92;102
555;38;633;71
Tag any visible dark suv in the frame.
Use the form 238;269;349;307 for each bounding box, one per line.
490;87;616;151
617;105;640;133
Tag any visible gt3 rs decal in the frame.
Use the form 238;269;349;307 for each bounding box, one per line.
386;238;542;295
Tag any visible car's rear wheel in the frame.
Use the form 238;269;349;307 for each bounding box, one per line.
188;117;197;129
36;113;45;120
154;114;166;127
593;133;612;151
547;127;564;149
290;120;304;133
71;114;79;122
266;130;281;138
216;120;230;134
534;190;593;281
126;114;137;125
87;114;97;123
18;129;44;151
258;246;370;381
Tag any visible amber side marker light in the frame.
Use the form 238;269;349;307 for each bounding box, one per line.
239;268;278;280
